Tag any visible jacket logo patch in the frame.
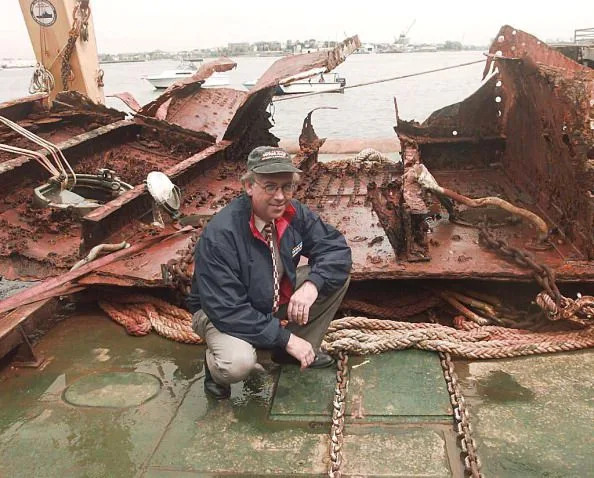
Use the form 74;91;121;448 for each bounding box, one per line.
291;242;302;257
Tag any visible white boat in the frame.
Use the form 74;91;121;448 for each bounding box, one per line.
243;72;346;95
279;72;346;94
143;61;230;89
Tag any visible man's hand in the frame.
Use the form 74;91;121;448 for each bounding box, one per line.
285;334;315;370
287;280;318;325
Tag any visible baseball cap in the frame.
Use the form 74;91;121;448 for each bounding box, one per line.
246;146;302;174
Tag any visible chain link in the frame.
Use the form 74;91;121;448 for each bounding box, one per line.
60;25;79;91
97;68;105;88
440;351;483;477
479;226;594;326
60;1;92;91
478;227;562;305
328;351;348;477
326;346;484;477
162;231;199;297
78;0;91;41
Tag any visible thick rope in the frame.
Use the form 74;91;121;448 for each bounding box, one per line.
323;315;594;359
98;301;152;336
98;294;202;344
352;148;389;163
535;291;594;326
29;64;55;94
412;163;549;240
329;317;473;332
99;294;593;358
70;242;130;271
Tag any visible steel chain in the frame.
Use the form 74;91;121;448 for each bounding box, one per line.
162;231;199;297
439;351;483;477
80;10;90;41
60;31;78;91
328;351;348;478
478;227;562;304
60;1;91;91
78;0;91;42
326;339;485;476
479;226;594;325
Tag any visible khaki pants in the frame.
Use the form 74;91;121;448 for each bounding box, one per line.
193;266;350;386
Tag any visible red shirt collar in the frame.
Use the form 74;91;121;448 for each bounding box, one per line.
249;201;296;242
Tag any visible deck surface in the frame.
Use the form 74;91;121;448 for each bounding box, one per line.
0;309;591;477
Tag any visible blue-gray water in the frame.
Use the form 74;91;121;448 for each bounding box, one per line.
0;51;486;139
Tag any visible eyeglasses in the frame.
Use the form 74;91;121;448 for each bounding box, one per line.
254;180;297;195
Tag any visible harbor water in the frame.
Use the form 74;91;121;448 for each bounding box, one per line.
0;51;486;139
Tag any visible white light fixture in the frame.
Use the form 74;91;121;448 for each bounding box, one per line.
146;171;181;226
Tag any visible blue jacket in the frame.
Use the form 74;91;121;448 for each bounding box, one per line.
187;194;352;349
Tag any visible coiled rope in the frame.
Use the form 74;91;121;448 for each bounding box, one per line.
29;64;55;94
535;291;594;327
352;148;390;163
98;294;202;344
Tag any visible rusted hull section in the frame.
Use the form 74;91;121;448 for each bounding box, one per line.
0;39;362;283
0;118;215;279
391;25;594;281
137;38;360;143
253;36;361;91
0;92;125;166
1;28;593;358
486;26;594;259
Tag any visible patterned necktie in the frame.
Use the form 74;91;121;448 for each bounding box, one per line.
263;222;280;313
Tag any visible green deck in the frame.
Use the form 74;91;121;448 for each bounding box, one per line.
0;309;591;477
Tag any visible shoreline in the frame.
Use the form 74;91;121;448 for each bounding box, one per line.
279;137;400;154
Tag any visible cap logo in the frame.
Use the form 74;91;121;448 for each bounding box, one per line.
260;150;288;161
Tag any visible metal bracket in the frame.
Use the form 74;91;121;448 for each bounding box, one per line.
161;263;173;285
12;326;46;368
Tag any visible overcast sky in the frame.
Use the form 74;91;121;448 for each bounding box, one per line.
1;0;592;58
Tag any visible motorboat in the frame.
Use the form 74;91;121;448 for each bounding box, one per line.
243;72;346;95
279;72;346;94
143;61;230;89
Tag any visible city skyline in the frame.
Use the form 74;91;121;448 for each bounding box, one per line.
0;0;589;58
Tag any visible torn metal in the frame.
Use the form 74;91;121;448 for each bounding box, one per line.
1;27;594;353
0;38;360;282
394;25;594;275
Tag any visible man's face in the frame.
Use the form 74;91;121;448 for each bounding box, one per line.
246;172;295;222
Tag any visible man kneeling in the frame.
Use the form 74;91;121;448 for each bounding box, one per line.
188;146;352;399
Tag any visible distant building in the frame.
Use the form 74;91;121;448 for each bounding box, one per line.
356;43;376;54
227;42;251;55
147;50;173;60
253;41;282;52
